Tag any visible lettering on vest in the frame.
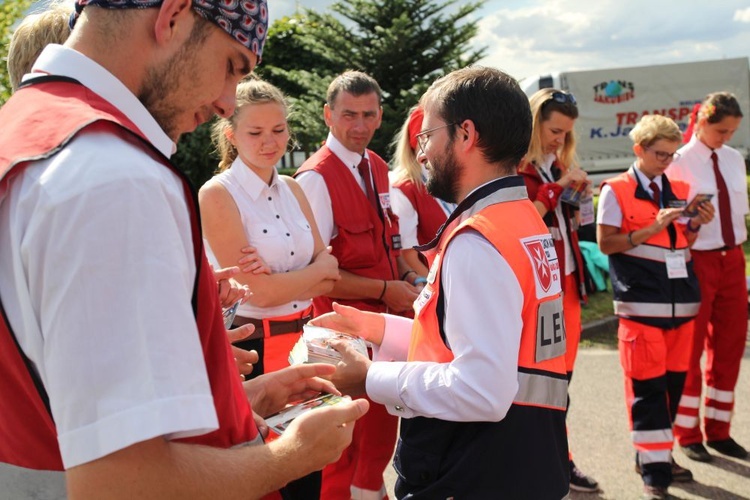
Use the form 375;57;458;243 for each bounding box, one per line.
520;234;562;298
536;297;567;362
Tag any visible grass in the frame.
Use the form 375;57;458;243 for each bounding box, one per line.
581;283;614;324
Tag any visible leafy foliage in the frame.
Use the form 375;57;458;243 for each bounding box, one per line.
259;0;487;160
0;0;33;103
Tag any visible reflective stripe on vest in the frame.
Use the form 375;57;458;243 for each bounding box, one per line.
613;301;701;318
515;371;568;410
621;243;693;262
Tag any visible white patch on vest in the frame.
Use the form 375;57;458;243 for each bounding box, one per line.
426;254;440;285
379;192;391;210
413;285;432;316
520;234;562;299
536;297;567;362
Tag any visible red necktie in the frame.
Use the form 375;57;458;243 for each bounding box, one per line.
712;151;735;247
357;157;380;214
649;181;661;208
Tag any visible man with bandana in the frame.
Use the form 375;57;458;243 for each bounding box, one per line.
0;1;368;498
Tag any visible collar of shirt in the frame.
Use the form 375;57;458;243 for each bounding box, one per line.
681;134;715;165
230;157;278;202
326;132;370;170
30;44;175;158
417;175;527;252
632;164;663;197
536;153;557;183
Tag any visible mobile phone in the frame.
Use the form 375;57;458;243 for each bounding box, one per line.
223;299;242;329
683;193;713;217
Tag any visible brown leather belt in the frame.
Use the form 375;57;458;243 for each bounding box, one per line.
233;313;313;337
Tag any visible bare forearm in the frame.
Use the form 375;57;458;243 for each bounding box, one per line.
236;265;328;308
295;279;336;301
66;437;307;500
329;270;386;300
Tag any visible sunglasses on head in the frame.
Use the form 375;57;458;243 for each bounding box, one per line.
547;91;577;106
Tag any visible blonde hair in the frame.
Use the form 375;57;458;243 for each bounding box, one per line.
7;2;71;92
389;106;422;187
526;88;579;172
628;115;682;147
212;77;289;171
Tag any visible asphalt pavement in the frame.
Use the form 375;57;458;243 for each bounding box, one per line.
384;324;750;499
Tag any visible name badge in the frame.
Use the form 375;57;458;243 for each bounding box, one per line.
665;250;688;279
391;234;402;250
413;287;432;316
379;193;391;210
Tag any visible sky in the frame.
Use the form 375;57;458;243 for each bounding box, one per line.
269;0;750;81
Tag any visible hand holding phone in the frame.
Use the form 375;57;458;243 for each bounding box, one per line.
683;193;713;217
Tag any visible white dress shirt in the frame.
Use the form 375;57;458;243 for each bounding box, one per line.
296;133;378;245
365;181;524;422
205;159;314;318
0;45;218;475
666;136;749;250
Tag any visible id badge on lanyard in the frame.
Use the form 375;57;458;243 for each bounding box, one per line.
665;250;688;279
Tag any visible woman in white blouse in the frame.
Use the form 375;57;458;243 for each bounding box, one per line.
200;78;340;380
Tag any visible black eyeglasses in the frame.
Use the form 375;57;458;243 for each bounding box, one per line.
644;147;681;163
415;122;457;153
547;91;577;106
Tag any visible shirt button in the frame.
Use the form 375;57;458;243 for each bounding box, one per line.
286;233;290;237
394;405;404;412
293;304;298;309
268;196;272;201
263;229;268;234
291;251;295;256
276;215;280;219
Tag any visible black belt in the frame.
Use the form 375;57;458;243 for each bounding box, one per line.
233;313;312;337
699;245;739;252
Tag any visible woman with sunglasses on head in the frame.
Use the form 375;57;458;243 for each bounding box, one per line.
199;77;341;499
389;106;456;284
665;92;749;463
518;88;598;493
597;115;713;500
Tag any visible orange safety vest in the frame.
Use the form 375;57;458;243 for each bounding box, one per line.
602;168;701;328
394;176;569;499
0;77;260;472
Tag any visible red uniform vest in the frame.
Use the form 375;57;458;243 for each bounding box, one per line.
391;177;448;245
602;168;701;328
296;146;399;314
518;160;588;302
0;79;259;471
394;177;569;499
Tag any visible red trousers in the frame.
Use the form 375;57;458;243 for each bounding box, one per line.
674;246;748;445
321;395;397;499
618;318;693;487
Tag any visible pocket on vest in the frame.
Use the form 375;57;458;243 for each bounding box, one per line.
335;220;378;269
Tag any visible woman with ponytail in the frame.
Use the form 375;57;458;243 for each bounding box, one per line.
666;92;749;462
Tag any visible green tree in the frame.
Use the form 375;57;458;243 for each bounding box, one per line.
0;0;32;103
274;0;487;160
256;13;347;158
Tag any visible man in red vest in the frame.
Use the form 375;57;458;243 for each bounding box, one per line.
0;0;368;498
296;71;419;499
311;66;570;499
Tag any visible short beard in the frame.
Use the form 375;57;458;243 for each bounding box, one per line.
426;147;461;204
138;16;212;141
